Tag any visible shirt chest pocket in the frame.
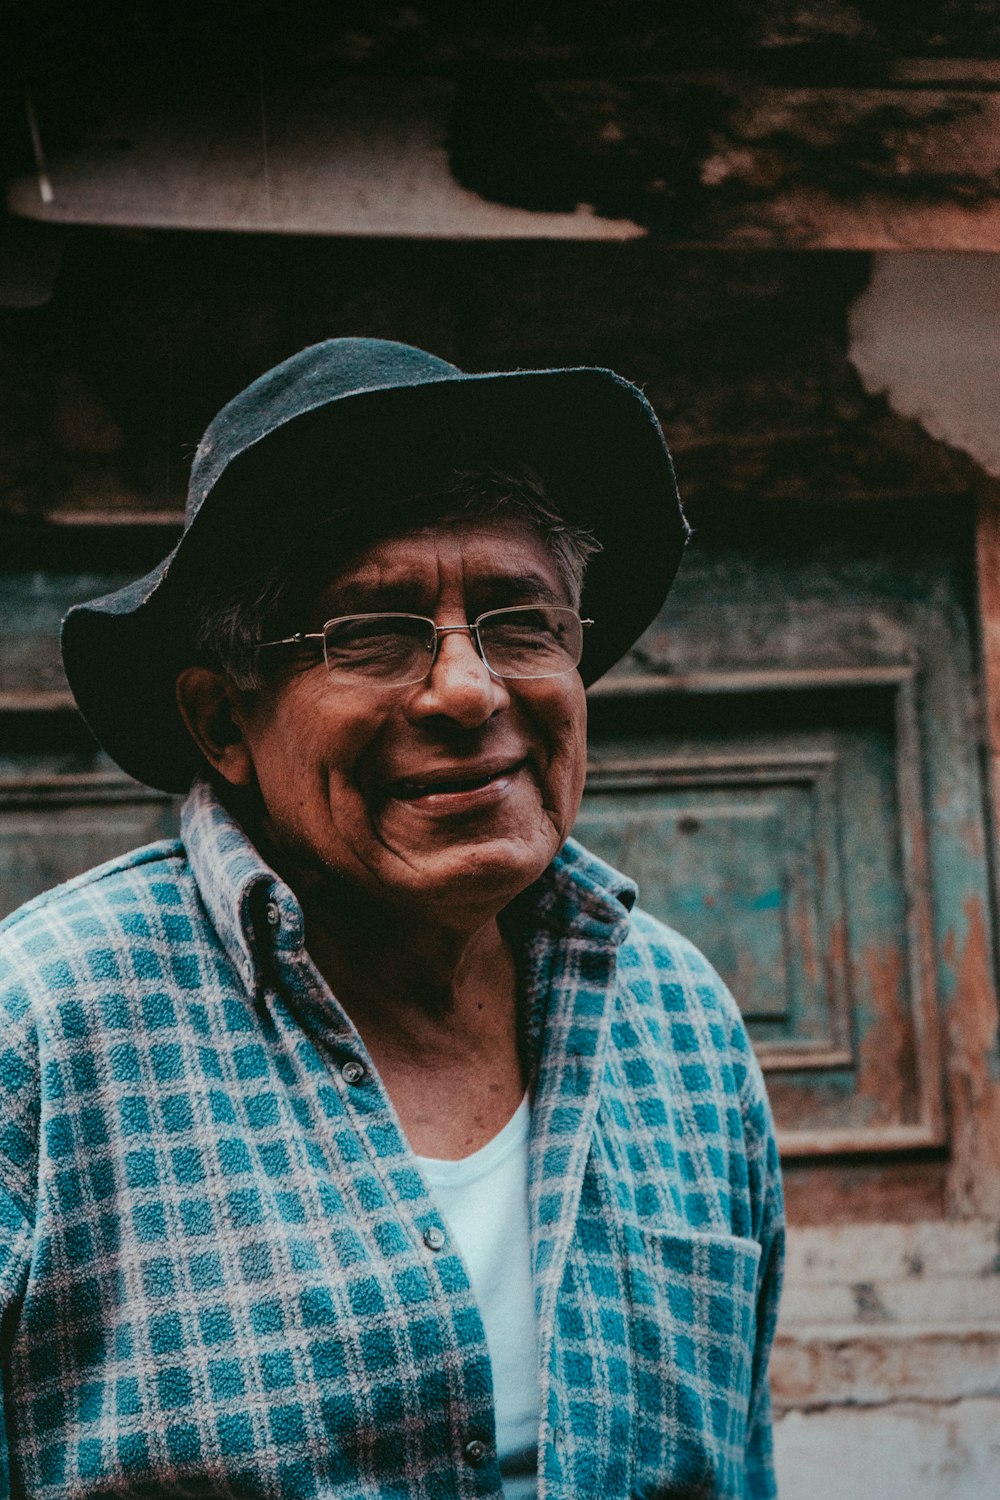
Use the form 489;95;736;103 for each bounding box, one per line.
629;1227;761;1497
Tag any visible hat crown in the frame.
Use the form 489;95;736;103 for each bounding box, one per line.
186;337;461;524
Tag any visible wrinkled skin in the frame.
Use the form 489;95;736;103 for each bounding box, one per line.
199;515;588;935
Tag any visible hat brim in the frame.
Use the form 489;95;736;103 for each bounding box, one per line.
63;366;687;793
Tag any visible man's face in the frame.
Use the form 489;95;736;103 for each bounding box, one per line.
225;515;588;928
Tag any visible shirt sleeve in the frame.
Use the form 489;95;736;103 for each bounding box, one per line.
0;975;41;1500
0;1183;33;1499
736;1034;785;1500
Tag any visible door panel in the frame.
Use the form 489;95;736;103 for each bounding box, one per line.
583;672;943;1155
0;779;176;913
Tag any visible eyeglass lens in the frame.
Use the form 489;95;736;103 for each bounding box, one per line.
321;607;584;685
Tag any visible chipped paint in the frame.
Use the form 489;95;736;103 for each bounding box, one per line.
772;1329;1000;1410
857;946;912;1124
944;897;1000;1217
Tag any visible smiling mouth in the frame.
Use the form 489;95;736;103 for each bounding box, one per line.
390;766;519;800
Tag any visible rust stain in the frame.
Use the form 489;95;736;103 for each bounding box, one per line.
827;919;848;974
792;898;820;991
856;945;913;1125
771;1326;1000;1409
944;896;1000;1217
960;816;985;860
783;1160;946;1226
824;917;850;1048
768;1076;845;1129
975;498;1000;750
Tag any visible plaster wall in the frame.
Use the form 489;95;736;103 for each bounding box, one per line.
773;1221;1000;1498
849;253;1000;479
775;1400;1000;1500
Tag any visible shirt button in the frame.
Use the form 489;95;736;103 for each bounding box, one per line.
341;1059;366;1085
423;1225;446;1252
264;900;281;928
462;1439;488;1466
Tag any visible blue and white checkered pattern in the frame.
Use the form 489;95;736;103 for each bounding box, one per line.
0;778;783;1499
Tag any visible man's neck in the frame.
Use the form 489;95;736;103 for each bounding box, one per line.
306;900;513;1038
304;898;526;1159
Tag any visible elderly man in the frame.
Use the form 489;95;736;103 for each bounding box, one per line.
0;339;783;1499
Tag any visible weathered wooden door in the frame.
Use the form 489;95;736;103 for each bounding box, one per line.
1;528;179;913
578;499;996;1217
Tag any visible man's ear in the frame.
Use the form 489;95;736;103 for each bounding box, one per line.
175;667;256;788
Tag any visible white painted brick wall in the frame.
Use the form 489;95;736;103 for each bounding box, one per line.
772;1221;1000;1498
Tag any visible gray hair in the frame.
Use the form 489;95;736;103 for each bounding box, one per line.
183;463;601;690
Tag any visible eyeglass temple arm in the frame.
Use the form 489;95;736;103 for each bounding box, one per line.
257;631;326;649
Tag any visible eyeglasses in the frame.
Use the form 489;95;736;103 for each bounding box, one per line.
258;605;593;687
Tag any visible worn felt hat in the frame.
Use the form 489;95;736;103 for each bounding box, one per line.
62;337;689;793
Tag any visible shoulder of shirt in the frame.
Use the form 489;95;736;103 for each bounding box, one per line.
619;902;735;1003
554;838;755;1065
0;839;193;1219
0;837;189;952
617;901;763;1092
556;838;732;993
625;902;726;978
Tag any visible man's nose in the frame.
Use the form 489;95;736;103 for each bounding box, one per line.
408;627;510;725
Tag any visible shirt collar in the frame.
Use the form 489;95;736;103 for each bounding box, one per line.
181;776;305;989
502;838;637;1074
512;835;637;948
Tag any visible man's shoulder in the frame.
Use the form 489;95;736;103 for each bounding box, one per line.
0;838;192;996
551;838;751;1048
621;903;733;1002
617;904;760;1083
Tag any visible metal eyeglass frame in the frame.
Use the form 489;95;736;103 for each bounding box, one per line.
258;605;594;685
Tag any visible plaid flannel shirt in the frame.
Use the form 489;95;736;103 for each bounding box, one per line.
0;777;783;1500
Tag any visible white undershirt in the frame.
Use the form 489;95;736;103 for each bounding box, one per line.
417;1096;538;1499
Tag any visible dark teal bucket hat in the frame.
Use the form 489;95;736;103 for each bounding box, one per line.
62;337;689;793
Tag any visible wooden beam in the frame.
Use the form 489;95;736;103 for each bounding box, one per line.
451;75;1000;249
9;73;1000;248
